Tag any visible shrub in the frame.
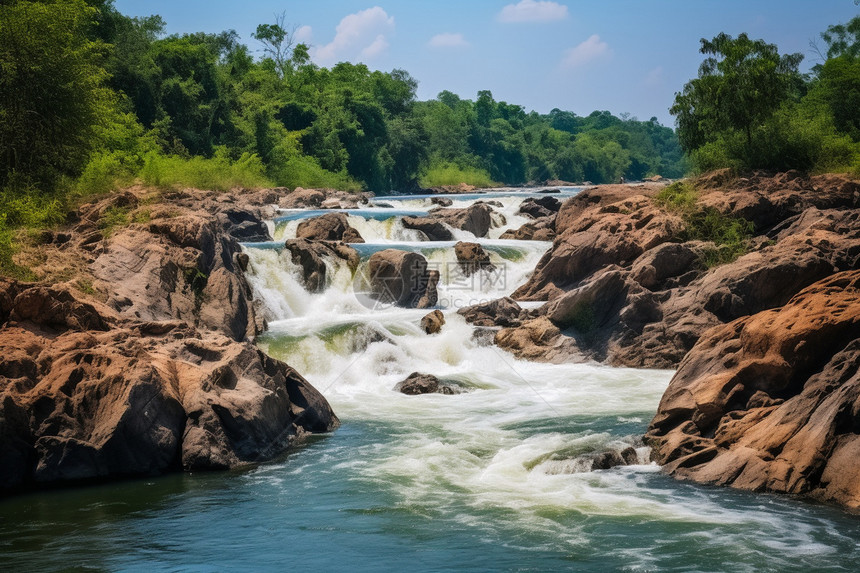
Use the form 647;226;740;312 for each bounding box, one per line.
419;162;498;188
139;147;272;191
654;181;697;212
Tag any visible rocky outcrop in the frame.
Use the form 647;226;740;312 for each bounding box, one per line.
454;242;495;276
403;204;493;240
0;281;338;490
420;310;445;334
284;239;359;292
366;249;438;309
499;215;556;241
296;212;364;243
457;297;524;328
518;196;561;219
487;175;860;368
394;372;456;395
646;271;860;508
0;188;340;493
277;187;370;210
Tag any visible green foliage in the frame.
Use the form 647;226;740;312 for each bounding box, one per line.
655;181;698;211
419;163;498;188
673;20;860;174
683;209;755;267
656;181;754;266
139;148;271;190
0;0;113;188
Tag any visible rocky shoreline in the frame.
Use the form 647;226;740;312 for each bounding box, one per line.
2;173;859;510
0;187;341;492
456;171;860;507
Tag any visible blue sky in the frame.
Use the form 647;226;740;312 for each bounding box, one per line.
114;1;859;126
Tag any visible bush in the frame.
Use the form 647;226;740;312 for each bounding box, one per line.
655;180;755;267
139;147;272;191
419;162;498;188
654;181;697;211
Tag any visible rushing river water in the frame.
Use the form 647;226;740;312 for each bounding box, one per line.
2;188;860;572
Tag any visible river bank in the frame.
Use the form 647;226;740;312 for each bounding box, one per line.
0;172;858;505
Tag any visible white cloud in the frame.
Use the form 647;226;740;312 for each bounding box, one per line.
362;34;390;59
428;32;468;48
561;34;610;68
498;0;568;23
294;25;313;45
314;7;394;65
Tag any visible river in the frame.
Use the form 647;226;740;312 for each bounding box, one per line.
2;188;860;572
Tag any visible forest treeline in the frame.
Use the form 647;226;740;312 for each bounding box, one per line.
2;0;860;275
0;0;684;204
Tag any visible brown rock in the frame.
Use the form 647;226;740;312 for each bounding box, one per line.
513;195;683;301
393;372;456;395
284;238;359;293
296;212;364;243
454;241;495;276
518;197;561;219
457;297;523;327
420;310;445;334
0;282;339;490
366;249;437;308
646;271;860;508
404;204;493;240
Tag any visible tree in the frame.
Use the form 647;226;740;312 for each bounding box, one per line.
0;0;113;187
252;12;301;79
671;33;803;151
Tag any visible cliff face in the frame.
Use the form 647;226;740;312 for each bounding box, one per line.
0;188;339;492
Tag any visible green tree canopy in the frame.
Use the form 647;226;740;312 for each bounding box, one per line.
0;0;113;186
671;32;803;151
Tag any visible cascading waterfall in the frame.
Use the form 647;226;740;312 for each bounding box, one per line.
5;188;860;572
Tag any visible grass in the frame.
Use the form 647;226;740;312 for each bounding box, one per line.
419;162;498;188
139;148;272;191
655;180;755;267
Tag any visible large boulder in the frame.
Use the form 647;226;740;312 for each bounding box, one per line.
296;212;364;243
284;238;360;292
454;241;495;276
0;282;339;490
366;249;438;308
513;195;683;301
518;196;561;219
402;216;454;241
646;271;860;508
403;204;494;240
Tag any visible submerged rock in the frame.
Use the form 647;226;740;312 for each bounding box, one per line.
421;309;445;334
393;372;456;395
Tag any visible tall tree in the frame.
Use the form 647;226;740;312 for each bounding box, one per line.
671;32;803;151
0;0;112;187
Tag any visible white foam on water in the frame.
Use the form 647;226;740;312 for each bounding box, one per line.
243;189;849;565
